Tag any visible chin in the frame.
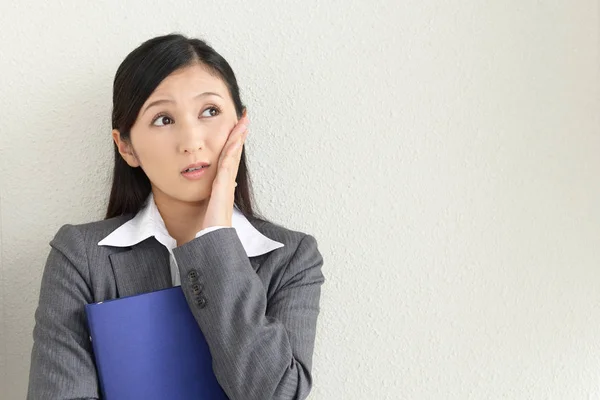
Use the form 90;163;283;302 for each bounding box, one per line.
154;178;212;204
177;188;211;204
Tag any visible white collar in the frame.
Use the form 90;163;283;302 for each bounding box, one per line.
98;192;284;257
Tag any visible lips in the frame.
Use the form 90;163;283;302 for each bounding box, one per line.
181;161;210;173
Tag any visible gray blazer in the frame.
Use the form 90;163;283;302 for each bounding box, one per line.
27;213;325;400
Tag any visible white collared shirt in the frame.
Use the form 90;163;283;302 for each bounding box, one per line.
98;192;284;286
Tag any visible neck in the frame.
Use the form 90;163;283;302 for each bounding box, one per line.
151;188;209;247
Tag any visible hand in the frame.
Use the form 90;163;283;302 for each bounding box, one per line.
201;108;249;230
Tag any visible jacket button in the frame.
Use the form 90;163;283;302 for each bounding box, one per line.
195;296;207;308
187;270;199;281
191;283;203;295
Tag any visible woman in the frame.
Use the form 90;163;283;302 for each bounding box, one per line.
27;33;325;400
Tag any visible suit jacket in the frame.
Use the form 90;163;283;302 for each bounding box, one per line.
26;212;325;400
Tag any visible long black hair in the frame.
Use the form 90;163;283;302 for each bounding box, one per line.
105;33;264;223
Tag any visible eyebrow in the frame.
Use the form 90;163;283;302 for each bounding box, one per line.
141;92;223;116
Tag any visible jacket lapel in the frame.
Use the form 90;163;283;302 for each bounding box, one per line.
108;237;172;298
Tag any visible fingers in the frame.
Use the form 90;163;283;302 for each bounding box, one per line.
222;127;247;170
218;109;249;184
218;109;248;162
230;108;249;140
223;121;248;160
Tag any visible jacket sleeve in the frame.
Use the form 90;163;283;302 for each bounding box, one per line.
27;224;99;400
171;227;325;400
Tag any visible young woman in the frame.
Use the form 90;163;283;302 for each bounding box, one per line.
27;33;325;400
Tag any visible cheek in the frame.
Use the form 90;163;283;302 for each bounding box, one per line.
137;138;166;158
130;134;174;171
208;122;235;150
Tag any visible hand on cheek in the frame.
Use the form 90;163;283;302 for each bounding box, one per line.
201;108;249;229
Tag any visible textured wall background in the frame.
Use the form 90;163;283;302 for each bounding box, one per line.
1;1;599;399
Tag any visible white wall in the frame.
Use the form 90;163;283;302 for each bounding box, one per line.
1;1;599;399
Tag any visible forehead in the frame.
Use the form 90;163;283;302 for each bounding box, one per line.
148;63;229;99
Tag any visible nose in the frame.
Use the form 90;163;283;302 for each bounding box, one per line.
177;118;206;154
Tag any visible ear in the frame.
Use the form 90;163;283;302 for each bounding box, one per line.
112;129;140;168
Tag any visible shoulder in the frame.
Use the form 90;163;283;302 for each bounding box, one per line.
41;215;135;287
50;214;134;251
247;215;324;268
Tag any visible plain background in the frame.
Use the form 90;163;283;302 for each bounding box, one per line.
1;1;599;399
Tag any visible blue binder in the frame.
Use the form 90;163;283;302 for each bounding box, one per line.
85;286;229;400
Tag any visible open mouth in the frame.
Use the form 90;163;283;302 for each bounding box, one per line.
182;166;208;173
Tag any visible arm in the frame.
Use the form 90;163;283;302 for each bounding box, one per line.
172;228;325;400
27;224;99;400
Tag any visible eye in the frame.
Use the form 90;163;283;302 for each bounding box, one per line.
152;114;174;127
201;106;221;118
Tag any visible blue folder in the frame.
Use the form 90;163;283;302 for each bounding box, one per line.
85;286;229;400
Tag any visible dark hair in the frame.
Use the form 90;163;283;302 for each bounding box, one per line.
105;33;265;223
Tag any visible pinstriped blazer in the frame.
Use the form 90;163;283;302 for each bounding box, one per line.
26;212;325;400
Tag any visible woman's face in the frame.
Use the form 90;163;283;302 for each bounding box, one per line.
113;63;238;204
